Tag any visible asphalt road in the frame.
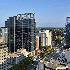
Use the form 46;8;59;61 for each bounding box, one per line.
44;49;57;61
44;38;65;62
23;61;38;70
23;39;65;70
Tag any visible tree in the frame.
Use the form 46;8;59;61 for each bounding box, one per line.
44;53;48;57
44;46;48;50
40;51;45;58
57;35;61;41
40;46;49;52
11;54;34;70
40;46;44;50
56;43;59;47
11;64;18;70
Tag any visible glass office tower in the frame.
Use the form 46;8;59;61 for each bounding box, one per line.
5;13;36;52
65;17;70;48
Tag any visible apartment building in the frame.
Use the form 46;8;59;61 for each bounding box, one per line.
0;37;8;70
36;30;52;48
1;27;8;43
0;27;8;43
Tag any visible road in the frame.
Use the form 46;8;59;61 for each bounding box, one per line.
24;39;65;70
44;38;65;61
44;49;58;61
23;61;38;70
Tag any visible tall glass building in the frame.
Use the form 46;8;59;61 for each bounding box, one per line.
65;17;70;48
5;13;36;52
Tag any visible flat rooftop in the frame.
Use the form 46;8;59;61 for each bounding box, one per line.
40;59;67;68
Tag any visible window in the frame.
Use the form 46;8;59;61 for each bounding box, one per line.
4;49;6;51
4;66;6;68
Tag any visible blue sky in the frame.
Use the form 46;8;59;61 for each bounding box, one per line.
0;0;70;27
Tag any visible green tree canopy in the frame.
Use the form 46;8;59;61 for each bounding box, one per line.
57;35;61;41
11;54;34;70
56;43;59;47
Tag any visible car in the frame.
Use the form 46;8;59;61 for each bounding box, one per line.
40;58;42;60
33;59;36;61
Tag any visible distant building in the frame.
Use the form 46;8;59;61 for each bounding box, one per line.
36;30;52;48
1;27;8;43
52;30;64;46
5;13;36;52
39;30;52;47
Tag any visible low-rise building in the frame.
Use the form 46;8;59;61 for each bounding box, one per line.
40;60;68;70
50;58;65;65
8;48;29;64
65;49;70;62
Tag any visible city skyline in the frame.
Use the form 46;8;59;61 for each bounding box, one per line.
0;0;70;27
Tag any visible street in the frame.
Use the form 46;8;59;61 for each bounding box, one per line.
23;61;38;70
44;38;65;61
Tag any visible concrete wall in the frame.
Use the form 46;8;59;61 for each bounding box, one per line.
36;62;44;70
1;28;8;43
65;50;70;62
36;36;39;49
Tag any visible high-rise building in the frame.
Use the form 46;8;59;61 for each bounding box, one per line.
0;37;8;70
1;27;8;43
36;36;39;49
36;30;52;47
65;17;70;48
5;13;36;52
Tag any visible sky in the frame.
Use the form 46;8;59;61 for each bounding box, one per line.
0;0;70;28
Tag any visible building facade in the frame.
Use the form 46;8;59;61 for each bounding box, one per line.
65;17;70;48
39;30;52;47
8;48;29;65
0;37;8;70
5;13;36;52
36;36;39;49
1;27;8;43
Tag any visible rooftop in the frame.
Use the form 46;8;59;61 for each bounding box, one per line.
50;58;61;62
9;48;29;57
40;60;68;68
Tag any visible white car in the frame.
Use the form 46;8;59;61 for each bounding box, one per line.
33;59;36;61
